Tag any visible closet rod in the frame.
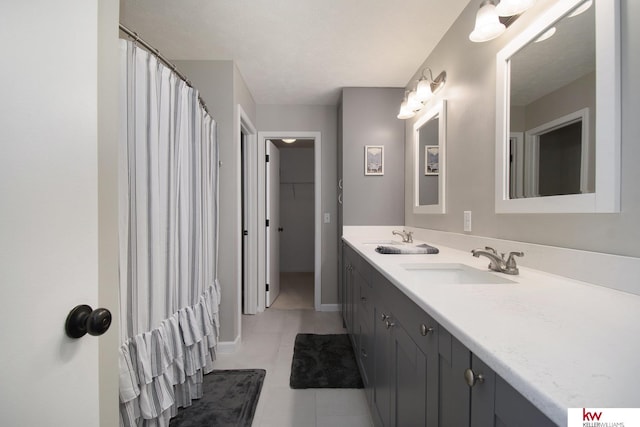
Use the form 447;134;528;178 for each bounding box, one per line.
119;24;210;115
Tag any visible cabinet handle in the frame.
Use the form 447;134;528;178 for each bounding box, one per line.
385;319;395;329
338;179;343;190
338;193;343;205
361;348;368;359
420;324;434;336
464;368;485;387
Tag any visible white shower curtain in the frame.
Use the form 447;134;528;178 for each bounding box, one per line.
117;39;220;427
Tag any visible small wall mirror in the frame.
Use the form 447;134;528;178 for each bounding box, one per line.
495;0;620;213
413;100;446;214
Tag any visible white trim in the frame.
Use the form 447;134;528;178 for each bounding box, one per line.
216;336;241;354
257;131;322;312
413;100;446;214
238;105;257;315
495;0;620;213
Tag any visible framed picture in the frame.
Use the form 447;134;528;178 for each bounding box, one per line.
365;145;384;176
425;145;439;175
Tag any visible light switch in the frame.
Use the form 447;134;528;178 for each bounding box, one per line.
324;213;331;224
464;211;472;232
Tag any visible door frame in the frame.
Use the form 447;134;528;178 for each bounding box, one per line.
257;131;322;311
238;105;258;315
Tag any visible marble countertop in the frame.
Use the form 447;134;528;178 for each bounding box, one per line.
342;227;640;426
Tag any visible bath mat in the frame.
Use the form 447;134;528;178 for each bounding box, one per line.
169;369;265;427
290;333;363;389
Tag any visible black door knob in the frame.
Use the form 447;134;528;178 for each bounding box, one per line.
65;304;112;338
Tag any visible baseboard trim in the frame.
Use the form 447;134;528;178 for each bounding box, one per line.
318;304;340;312
216;335;240;354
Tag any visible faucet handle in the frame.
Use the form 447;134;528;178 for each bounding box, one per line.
484;246;498;255
507;251;524;260
405;231;413;243
504;251;524;274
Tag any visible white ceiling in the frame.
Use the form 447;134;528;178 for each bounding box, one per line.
120;0;472;106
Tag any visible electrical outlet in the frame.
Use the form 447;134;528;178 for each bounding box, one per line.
324;213;331;224
464;211;472;232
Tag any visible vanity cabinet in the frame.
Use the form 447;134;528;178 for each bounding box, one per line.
342;242;558;427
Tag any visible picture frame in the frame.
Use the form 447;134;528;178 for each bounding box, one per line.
365;145;384;176
425;145;439;175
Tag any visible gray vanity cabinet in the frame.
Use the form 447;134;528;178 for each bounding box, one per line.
342;243;556;427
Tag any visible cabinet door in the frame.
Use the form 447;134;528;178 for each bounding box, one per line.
493;376;556;427
389;318;431;427
469;354;497;427
341;246;354;334
372;303;392;427
438;328;471;426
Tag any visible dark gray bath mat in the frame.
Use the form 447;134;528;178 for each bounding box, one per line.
290;333;363;389
169;369;265;427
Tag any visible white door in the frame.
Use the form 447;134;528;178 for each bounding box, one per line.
265;141;281;307
0;1;109;425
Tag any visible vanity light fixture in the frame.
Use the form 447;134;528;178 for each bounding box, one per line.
397;91;416;119
469;0;536;43
282;138;296;143
495;0;535;17
415;68;447;103
398;68;447;120
469;0;506;42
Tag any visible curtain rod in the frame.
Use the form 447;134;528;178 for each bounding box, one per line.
119;24;210;115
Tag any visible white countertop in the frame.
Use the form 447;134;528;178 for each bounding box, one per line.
342;228;640;426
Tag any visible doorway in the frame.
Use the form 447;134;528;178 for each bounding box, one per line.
243;131;321;313
268;138;316;309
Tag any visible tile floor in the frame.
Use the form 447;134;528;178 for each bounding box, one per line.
214;308;374;427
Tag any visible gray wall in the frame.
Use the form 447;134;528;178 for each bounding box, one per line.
342;88;405;226
256;105;339;304
404;0;640;257
280;147;315;272
173;60;257;342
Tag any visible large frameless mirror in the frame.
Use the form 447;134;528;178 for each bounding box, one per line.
414;100;446;214
495;0;620;213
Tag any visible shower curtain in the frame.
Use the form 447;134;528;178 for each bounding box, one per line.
117;39;220;427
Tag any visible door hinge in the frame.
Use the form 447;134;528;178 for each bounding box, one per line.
243;230;248;236
266;219;270;227
266;154;270;162
266;283;270;291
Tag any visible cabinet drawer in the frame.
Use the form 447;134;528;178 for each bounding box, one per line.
374;270;438;355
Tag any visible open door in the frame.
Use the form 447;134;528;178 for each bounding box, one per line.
1;1;116;424
265;140;281;307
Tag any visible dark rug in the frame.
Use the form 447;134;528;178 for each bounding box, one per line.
290;333;363;389
170;369;265;427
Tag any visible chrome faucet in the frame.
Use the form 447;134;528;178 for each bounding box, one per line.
471;246;524;275
392;229;413;243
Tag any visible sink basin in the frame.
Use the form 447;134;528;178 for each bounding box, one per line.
400;263;516;284
362;240;405;245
